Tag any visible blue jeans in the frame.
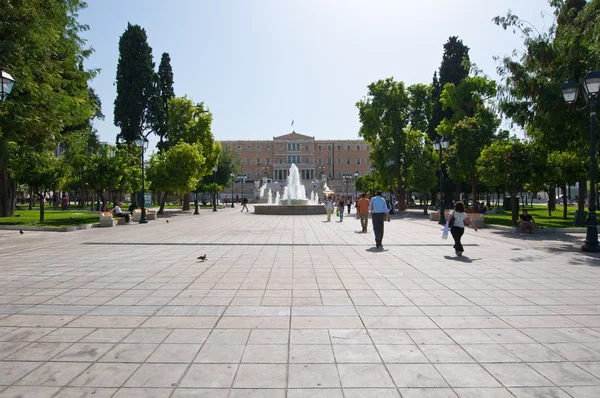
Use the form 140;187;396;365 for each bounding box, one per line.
339;208;344;221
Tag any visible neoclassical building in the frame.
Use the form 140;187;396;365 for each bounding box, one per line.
220;132;372;181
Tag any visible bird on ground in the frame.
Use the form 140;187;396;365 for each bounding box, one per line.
166;220;169;223
197;254;207;261
19;230;24;235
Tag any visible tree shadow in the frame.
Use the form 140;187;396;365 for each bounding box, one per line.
443;255;481;263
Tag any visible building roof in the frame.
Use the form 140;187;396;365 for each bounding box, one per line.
273;131;314;141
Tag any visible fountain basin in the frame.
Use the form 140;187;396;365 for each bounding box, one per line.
278;199;310;206
254;204;326;215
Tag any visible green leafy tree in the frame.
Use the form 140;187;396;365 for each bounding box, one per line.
406;130;437;214
146;142;205;213
356;78;411;208
0;1;97;216
11;149;70;222
114;23;155;143
437;74;500;212
493;0;598;212
86;146;127;211
477;139;533;224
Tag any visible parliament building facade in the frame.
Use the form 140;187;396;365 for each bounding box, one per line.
220;132;373;181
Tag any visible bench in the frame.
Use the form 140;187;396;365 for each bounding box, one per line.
430;211;485;228
132;209;157;222
99;212;118;227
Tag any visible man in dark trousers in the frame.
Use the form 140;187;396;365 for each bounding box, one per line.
241;196;249;212
369;191;389;249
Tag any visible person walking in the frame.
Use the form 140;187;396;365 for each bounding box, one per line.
447;201;478;256
346;196;352;215
338;196;345;222
357;193;370;233
369;191;389;249
241;196;249;212
325;196;334;221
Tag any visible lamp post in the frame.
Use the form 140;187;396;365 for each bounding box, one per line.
562;71;600;252
354;172;359;198
238;174;247;204
386;158;395;215
212;165;218;212
433;136;450;225
0;71;16;102
230;173;236;208
194;184;200;215
343;173;351;197
134;135;149;224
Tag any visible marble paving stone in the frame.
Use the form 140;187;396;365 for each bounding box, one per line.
233;364;287;388
69;363;139;387
387;364;449;387
483;363;554;387
241;344;288;363
0;386;60;397
434;364;502;388
287;389;343;398
288;364;340;388
528;362;600;386
332;344;381;363
52;387;117;398
97;343;156;363
179;364;238;388
289;344;335;363
111;387;173;398
195;344;245;363
397;388;458;397
0;361;42;385
15;362;91;386
146;343;201;363
337;364;395;387
123;363;188;387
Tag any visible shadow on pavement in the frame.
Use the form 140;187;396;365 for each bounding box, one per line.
444;255;481;263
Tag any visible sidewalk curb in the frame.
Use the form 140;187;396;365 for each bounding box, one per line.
0;224;98;233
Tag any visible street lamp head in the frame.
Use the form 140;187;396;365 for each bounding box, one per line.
441;136;450;149
433;137;441;150
134;135;149;150
583;71;600;97
561;80;579;104
0;71;15;102
212;165;218;172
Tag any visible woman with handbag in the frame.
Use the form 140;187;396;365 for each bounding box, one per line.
446;201;478;256
337;196;345;221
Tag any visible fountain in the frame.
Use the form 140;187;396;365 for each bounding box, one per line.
254;164;326;215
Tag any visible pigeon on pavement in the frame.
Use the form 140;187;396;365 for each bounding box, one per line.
19;230;24;235
197;254;207;261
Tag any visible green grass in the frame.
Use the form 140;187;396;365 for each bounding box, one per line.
484;205;581;228
0;209;99;228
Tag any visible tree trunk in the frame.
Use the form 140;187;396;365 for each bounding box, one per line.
455;182;461;204
39;194;45;222
29;190;34;210
158;192;168;215
423;194;428;215
511;192;519;225
563;185;568;220
471;174;479;212
579;180;586;212
183;193;190;211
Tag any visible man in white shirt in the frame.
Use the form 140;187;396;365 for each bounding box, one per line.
325;196;334;221
369;191;390;249
112;202;132;223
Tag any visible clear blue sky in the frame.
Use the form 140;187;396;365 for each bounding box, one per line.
79;0;553;151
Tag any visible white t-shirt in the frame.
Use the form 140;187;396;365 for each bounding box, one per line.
450;210;467;228
113;205;122;214
326;200;333;210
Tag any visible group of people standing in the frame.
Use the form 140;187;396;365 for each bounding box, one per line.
325;192;478;256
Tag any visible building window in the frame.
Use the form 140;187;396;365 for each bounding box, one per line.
327;158;331;165
256;145;260;152
247;158;251;165
246;145;251;150
305;158;309;164
328;172;332;178
318;158;322;165
337;145;341;151
257;158;261;165
356;145;361;151
266;158;271;165
318;145;322;151
366;158;370;165
327;145;332;151
338;172;342;178
266;145;270;150
246;172;251;179
306;145;309;151
279;158;283;164
256;172;260;179
347;158;351;164
337;158;341;165
357;158;361;164
347;145;351;151
279;145;283;150
237;145;241;151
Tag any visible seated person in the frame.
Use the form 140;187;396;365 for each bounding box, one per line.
479;202;487;214
128;203;137;215
519;209;535;233
112;202;132;223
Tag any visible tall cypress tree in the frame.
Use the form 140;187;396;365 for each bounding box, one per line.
156;53;175;152
114;23;155;143
429;36;470;141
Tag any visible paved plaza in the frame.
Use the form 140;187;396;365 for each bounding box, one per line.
1;207;600;397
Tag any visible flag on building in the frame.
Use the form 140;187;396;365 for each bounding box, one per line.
291;119;294;127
